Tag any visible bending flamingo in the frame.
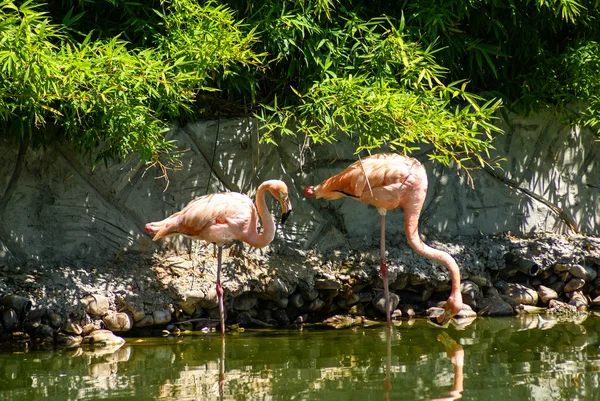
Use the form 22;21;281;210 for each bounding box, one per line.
304;153;462;326
145;180;292;335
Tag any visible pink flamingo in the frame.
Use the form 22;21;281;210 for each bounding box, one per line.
304;153;462;326
145;180;292;335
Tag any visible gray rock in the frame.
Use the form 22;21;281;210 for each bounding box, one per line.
568;291;588;311
233;293;258;311
1;308;18;331
82;329;125;347
537;285;558;304
272;309;290;326
289;293;305;308
399;304;415;319
47;312;64;329
461;280;481;308
134;315;155;327
56;332;82;347
372;292;400;316
103;312;133;332
315;279;342;290
564;278;586;293
83;295;110;317
569;264;597;282
152;309;172;325
301;289;319;302
197;288;219;309
505;283;538;306
308;298;324;311
477;296;514;316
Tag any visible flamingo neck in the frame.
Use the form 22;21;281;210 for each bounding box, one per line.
246;183;276;248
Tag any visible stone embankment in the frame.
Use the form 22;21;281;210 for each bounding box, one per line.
0;234;599;350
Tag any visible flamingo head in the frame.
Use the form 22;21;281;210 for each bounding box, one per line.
303;186;316;197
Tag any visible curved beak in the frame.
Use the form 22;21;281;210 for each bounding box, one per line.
280;195;292;225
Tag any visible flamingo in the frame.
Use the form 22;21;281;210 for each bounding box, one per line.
303;153;462;326
145;179;292;335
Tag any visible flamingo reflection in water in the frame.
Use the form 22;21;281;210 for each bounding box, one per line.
430;332;464;401
382;330;464;401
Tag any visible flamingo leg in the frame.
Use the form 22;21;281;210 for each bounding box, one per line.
216;245;225;335
379;212;392;327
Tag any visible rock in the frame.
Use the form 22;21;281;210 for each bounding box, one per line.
537;285;558;304
131;308;146;323
553;263;571;273
548;299;578;315
477;296;514;316
322;314;361;329
468;273;491;288
83;295;110;317
32;324;54;338
179;290;206;315
272;309;290;326
103;312;133;332
505;283;538;305
564;278;586;293
455;303;477;319
568;291;588;311
307;298;324;311
0;294;32;316
56;332;82;348
348;303;364;315
233;293;258;311
358;291;373;303
82;321;102;335
63;320;83;335
461;280;481;308
542;274;559;286
274;297;289;309
301;289;319;302
152;309;172;325
264;278;289;300
82;330;125;347
1;308;18;331
134;315;155;327
197;288;219;309
47;312;63;329
548;280;565;294
289;293;305;308
399;304;415;319
568;264;597;282
372;292;400;316
315;279;342;290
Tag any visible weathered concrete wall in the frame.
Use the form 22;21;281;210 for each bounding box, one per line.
0;111;598;266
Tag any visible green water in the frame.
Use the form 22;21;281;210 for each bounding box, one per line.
1;315;600;401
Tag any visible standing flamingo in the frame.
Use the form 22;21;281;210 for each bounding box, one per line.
145;180;292;335
304;153;462;326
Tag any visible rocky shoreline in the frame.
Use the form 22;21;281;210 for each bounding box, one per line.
0;233;599;351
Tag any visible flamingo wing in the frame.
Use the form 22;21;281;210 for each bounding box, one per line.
152;192;255;243
314;153;419;202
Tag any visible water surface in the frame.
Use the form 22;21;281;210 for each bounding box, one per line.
1;315;600;400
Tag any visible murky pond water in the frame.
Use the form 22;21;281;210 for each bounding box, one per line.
1;315;600;400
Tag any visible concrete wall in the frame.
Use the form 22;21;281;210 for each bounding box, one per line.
0;111;598;266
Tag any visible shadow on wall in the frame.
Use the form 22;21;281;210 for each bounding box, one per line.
0;111;598;267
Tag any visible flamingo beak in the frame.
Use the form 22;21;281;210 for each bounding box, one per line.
280;195;292;225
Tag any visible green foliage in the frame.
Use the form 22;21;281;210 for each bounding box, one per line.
0;0;258;166
2;0;600;172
